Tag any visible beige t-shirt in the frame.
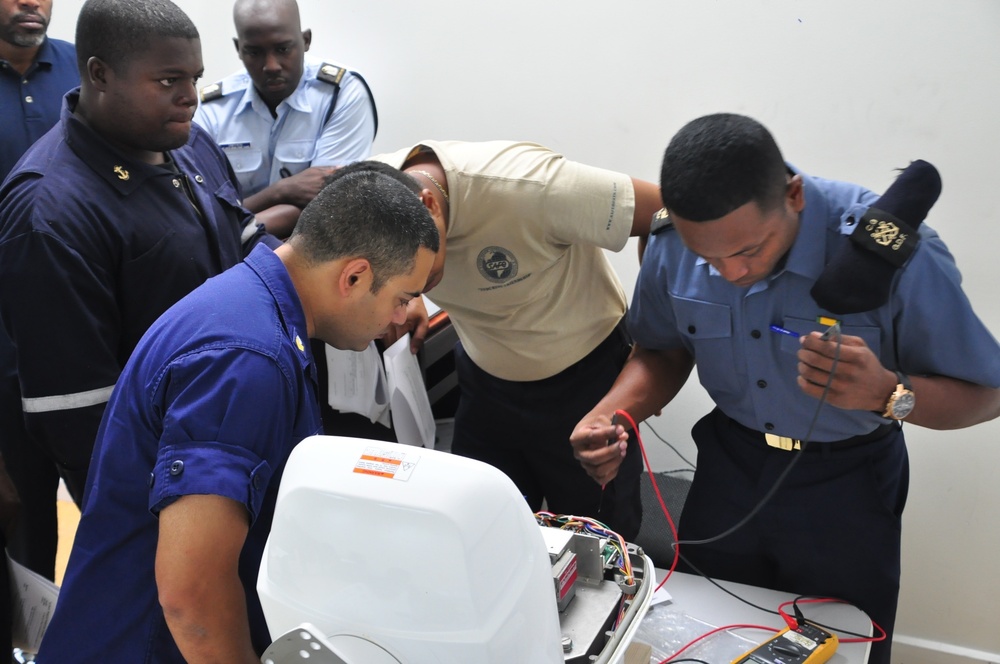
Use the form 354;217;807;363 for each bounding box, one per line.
374;140;634;381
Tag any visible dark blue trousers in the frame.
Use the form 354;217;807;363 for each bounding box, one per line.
451;323;642;541
678;408;908;664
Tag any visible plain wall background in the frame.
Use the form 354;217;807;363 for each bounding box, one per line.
47;1;1000;660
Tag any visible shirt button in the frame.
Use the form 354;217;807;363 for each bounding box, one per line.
764;422;775;431
172;178;182;188
750;329;761;339
148;472;155;488
194;175;204;184
757;380;767;389
24;95;34;104
169;460;185;476
687;325;696;334
252;474;263;490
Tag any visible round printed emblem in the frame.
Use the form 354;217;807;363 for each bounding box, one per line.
477;246;518;283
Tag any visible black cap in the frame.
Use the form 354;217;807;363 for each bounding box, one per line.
810;160;941;315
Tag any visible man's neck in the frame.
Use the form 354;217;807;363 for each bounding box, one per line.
0;40;43;76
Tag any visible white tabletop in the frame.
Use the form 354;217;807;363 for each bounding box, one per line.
634;570;872;663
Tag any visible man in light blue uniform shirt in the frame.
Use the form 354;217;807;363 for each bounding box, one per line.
571;113;1000;664
195;0;376;237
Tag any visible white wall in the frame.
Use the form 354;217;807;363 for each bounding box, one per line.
49;1;1000;660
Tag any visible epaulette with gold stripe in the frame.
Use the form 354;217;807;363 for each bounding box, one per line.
317;63;346;86
199;82;222;103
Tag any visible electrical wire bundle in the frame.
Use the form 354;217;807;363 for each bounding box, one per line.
534;511;636;627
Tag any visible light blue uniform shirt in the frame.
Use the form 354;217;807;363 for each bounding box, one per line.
629;170;1000;442
194;57;375;197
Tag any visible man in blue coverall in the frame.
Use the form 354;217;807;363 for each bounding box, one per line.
37;169;439;663
571;113;1000;664
0;0;276;583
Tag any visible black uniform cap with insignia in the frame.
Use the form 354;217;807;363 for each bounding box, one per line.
810;159;941;314
199;82;222;103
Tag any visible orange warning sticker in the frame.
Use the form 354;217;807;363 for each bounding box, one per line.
352;446;418;480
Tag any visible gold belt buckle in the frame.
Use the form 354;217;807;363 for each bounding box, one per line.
764;433;801;451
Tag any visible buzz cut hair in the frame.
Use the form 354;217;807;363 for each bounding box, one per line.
660;113;788;222
289;169;439;292
75;0;200;76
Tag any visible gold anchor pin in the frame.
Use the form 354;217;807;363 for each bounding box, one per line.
295;335;305;352
113;165;130;181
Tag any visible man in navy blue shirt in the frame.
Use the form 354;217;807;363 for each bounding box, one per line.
0;0;78;181
0;0;81;583
571;114;1000;664
38;168;438;663
0;0;275;589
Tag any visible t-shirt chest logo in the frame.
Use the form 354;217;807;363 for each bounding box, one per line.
477;246;519;283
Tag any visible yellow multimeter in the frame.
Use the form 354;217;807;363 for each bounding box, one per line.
731;622;839;664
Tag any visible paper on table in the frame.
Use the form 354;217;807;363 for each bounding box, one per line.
325;341;391;427
7;550;59;653
384;333;436;448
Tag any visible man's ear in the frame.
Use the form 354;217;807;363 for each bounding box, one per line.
340;258;372;295
302;29;312;52
232;37;240;55
418;189;442;218
86;56;111;91
786;174;805;214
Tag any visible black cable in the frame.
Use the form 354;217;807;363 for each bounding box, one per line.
675;327;843;548
790;595;874;639
641;420;697;469
673;549;781;617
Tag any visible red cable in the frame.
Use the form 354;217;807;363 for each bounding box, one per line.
659;623;778;663
777;598;887;643
613;408;681;591
618;409;885;651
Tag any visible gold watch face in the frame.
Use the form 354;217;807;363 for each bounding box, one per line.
890;390;916;419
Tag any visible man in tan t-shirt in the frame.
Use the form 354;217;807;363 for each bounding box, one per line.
370;141;661;539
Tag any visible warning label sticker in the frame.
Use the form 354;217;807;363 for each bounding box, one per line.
352;446;419;481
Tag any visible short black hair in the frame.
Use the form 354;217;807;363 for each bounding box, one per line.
289;170;439;292
660;113;788;222
75;0;200;75
325;160;423;197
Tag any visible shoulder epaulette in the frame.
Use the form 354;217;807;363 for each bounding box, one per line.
650;208;673;235
199;82;223;103
317;63;346;86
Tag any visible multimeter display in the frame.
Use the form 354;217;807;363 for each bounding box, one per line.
732;622;838;664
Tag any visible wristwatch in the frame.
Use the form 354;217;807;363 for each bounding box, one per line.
882;371;916;420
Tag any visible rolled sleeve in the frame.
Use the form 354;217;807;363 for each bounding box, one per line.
149;442;272;522
148;345;303;521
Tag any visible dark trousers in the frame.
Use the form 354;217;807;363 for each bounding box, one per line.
451;323;642;541
0;341;60;580
678;408;907;664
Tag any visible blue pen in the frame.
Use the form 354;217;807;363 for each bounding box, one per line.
769;324;801;338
